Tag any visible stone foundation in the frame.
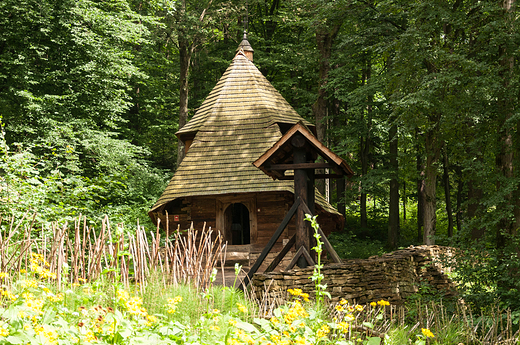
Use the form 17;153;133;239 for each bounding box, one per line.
251;245;456;304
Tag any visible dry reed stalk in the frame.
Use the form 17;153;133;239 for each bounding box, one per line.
220;242;227;287
128;231;138;285
0;215;228;295
81;217;89;280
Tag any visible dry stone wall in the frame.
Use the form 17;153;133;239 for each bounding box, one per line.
251;245;456;305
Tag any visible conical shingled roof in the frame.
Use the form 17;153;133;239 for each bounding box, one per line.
149;51;336;215
177;51;313;141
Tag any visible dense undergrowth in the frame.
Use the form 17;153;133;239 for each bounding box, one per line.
0;216;517;344
0;255;519;345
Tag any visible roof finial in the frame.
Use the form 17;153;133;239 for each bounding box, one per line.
236;8;254;61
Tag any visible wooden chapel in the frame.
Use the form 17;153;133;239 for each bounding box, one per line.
148;36;349;263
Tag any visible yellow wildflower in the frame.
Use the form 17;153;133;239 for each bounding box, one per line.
295;335;308;344
316;324;330;338
85;330;96;342
26;298;45;314
344;314;355;322
49;293;64;302
335;305;344;312
146;314;158;326
1;290;16;301
237;303;248;313
125;296;146;316
209;325;220;331
35;325;58;344
0;272;8;279
421;328;435;338
377;299;390;306
340;298;348;305
370;301;377;307
167;296;182;314
237;329;254;344
289;288;303;296
337;321;349;333
355;305;364;312
116;289;129;301
0;328;8;337
22;279;38;288
22;292;34;300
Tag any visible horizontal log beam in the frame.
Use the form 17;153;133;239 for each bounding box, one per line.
278;173;345;180
268;163;335;170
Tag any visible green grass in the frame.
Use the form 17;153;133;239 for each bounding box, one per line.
142;276;253;325
2;268;520;344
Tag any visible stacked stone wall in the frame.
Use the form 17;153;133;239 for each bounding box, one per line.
251;245;456;305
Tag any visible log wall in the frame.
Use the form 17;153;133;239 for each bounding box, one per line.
158;191;342;251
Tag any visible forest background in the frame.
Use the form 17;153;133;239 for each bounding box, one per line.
2;0;520;310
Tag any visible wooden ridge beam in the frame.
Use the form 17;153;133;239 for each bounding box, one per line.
278;173;345;180
268;163;336;170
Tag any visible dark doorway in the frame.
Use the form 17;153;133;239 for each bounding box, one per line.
225;203;250;245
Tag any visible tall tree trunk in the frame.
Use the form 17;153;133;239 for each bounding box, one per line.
455;165;463;233
332;100;346;222
423;125;441;245
337;177;346;219
174;0;213;168
359;57;372;229
312;26;341;195
442;145;454;237
402;180;407;223
497;0;517;247
388;121;400;249
416;132;425;243
360;133;369;229
177;38;192;167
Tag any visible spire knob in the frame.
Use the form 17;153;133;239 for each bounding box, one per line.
236;31;254;61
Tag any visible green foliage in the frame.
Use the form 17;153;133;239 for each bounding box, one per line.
305;214;331;308
445;238;520;312
328;232;386;260
0;0;169;226
0;124;167;225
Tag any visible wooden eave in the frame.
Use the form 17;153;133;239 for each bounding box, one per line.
253;122;355;180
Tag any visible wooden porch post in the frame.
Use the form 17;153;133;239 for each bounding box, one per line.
293;134;310;268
